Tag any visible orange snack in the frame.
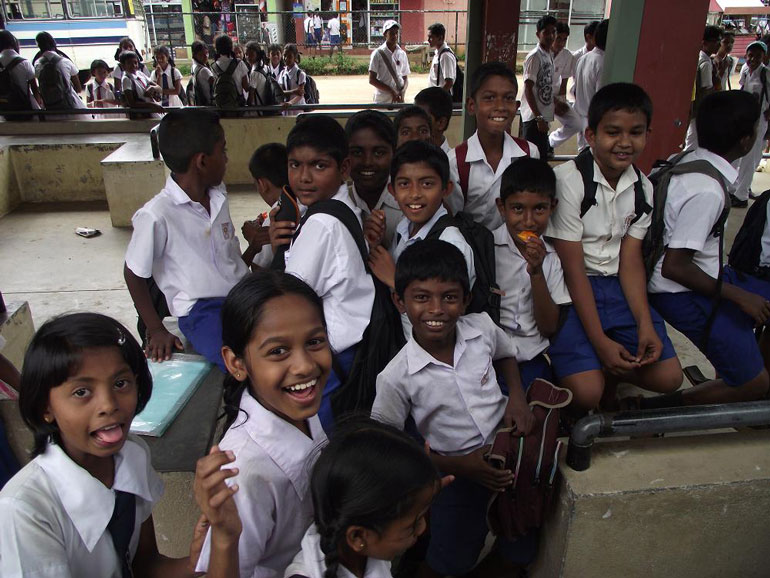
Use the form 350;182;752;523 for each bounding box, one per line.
516;231;539;243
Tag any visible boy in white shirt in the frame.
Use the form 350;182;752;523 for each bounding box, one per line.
520;15;557;160
415;86;454;153
304;13;317;56
571;20;598;67
446;62;539;230
427;22;456;93
124;110;253;371
327;12;342;58
372;239;535;577
572;19;608;151
545;83;682;411
369;20;410;103
684;25;722;151
494;157;571;390
0;30;41;120
549;21;583;153
646;90;770;407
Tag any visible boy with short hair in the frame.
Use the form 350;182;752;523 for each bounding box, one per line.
495;157;571;389
573;18;609;151
446;61;539;230
124;109;251;371
327;12;342;58
427;22;456;93
190;40;214;106
415;86;454;153
521;15;557;160
372;239;535;578
645;90;769;407
369;19;410;103
269;115;375;428
685;25;723;150
713;30;736;91
545;83;682;411
572;20;599;66
394;104;433;148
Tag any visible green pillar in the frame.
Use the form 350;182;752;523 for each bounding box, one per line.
182;0;195;49
602;0;645;85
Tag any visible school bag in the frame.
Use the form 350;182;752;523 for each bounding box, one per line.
212;58;245;110
437;46;464;103
425;212;503;325
486;378;572;542
38;53;78;110
0;57;33;120
454;137;530;202
302;70;320;105
186;64;211;106
728;189;770;276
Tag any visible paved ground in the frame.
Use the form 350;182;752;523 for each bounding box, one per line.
313;72;432;104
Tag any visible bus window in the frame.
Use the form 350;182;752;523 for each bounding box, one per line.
66;0;121;17
7;0;65;19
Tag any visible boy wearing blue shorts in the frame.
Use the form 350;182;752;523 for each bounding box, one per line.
373;239;535;577
645;90;770;407
546;83;682;410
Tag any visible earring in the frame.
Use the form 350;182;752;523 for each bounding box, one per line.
358;542;365;552
44;416;54;424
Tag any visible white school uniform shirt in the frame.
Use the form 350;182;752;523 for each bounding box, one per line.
369;42;410;103
446;130;540;229
740;63;769;110
192;60;214;104
545;157;653;277
573;47;604;118
0;49;40;111
313;14;322;30
520;44;555;122
552;47;575;93
196;390;325;578
493;224;571;362
305;16;314;35
125;175;249;317
696;49;714;90
285;184;375;353
112;61;150;90
34;51;86;109
328;16;340;35
284;524;392;578
349;180;402;247
279;63;307;111
151;64;183;107
648;148;737;294
569;45;590;99
440;135;451;153
761;200;770;267
267;62;285;80
0;435;163;578
213;55;250;94
121;69;156;104
85;78;117;120
429;42;456;88
372;313;516;457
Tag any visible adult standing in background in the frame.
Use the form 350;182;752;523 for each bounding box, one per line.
427;22;456;93
368;20;410;103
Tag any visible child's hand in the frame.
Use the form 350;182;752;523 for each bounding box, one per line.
145;326;184;362
536;118;549;133
364;210;386;248
242;221;270;250
635;322;663;366
503;404;535;436
193;446;242;540
458;446;514;492
523;236;547;276
368;246;396;289
596;336;640;375
736;289;770;327
268;206;295;252
554;99;569;117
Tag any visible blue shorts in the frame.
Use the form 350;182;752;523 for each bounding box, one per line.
305;31;315;45
313;28;322;42
318;344;358;433
178;297;226;372
548;276;676;379
498;353;553;396
648;266;770;387
426;474;537;574
330;34;340;45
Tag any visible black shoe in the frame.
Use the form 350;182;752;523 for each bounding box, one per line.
730;194;749;208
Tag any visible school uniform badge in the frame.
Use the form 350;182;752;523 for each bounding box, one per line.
222;222;232;239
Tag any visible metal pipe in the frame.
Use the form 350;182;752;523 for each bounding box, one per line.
566;401;770;472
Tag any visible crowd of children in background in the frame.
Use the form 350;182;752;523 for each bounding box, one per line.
2;14;770;578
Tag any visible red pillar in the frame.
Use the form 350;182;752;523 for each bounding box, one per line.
480;0;522;67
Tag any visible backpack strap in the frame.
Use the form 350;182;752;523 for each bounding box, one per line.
377;46;403;92
298;200;369;266
630;167;652;227
425;213;455;240
225;58;238;75
660;159;730;237
455;141;470;203
437;46;453;85
512;136;530;156
574;147;597;217
5;57;24;72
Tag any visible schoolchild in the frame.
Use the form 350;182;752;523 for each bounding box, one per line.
112;37;151;101
571;20;598;67
645;90;770;407
372;240;535;577
124;109;251;371
713;31;736;91
427;22;457;92
545;83;682;411
572;19;609;151
685;25;723;149
494;157;571;390
345;110;402;247
268;115;375;429
85;59;118;117
0;313;234;576
267;43;286;80
190;40;214;106
327;12;342;58
244;143;290;269
212;34;250;107
394;104;433;148
414;86;454;153
446;61;539;230
34;31;86;113
368;20;410;104
549;21;583;152
305;14;317;56
245;41;271;108
520;15;557;160
151;45;184;108
0;30;42;120
195;272;330;577
733;40;770;207
313;10;323;47
119;50;164;117
279;43;306;115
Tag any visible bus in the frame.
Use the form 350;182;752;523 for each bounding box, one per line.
1;0;149;71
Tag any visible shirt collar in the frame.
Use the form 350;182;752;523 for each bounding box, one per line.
588;155;638;193
395;205;447;242
349;180;397;214
36;438;156;552
236;390;325;497
466;131;529;163
404;317;482;375
163;174;227;216
691;147;740;185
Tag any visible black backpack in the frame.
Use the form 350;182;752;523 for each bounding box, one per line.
186;64;212;106
425;212;502;325
212;58;245;110
438;46;463;103
729;189;770;275
38;53;79;110
0;57;33;120
251;67;281;115
301;69;319;105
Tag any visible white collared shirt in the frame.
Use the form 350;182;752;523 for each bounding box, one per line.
196;390;326;578
740;63;769;109
279;63;307;106
86;78;116;104
121;69;155;104
545;156;653;277
0;436;163;578
520;44;555;122
573;47;604;118
349;181;402;247
191;61;214;104
0;49;40;111
440;135;451;153
369;42;410;103
493;224;571;361
284;524;392;578
373;313;516;456
447;130;540;229
125;174;249;317
697;50;714;89
429;42;456;88
328;17;340;35
648;148;737;294
151;64;183;107
552;47;576;92
285;184;375;353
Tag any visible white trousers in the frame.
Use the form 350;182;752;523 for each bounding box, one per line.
734;115;769;201
548;103;587;150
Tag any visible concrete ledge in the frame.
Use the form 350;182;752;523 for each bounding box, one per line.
532;430;770;578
